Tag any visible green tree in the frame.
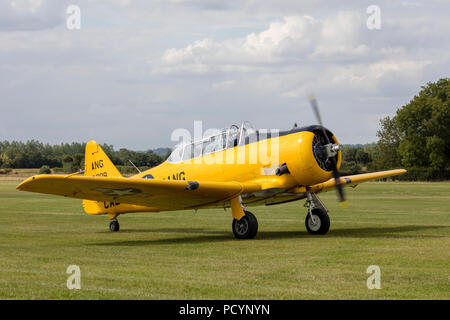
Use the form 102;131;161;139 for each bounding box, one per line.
363;143;379;171
375;116;403;169
0;139;166;170
342;146;357;163
396;78;450;170
39;165;51;174
355;149;371;165
62;155;76;173
72;153;84;169
340;161;361;175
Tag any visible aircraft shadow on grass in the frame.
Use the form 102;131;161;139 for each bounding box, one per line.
89;225;447;247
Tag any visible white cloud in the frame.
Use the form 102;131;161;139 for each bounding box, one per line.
156;12;378;75
11;0;44;13
311;11;369;59
154;10;440;104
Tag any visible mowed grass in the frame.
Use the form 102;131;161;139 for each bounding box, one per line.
0;179;449;299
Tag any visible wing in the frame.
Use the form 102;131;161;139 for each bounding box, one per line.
307;169;407;193
16;175;259;210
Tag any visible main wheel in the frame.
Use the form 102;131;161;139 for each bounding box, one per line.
305;209;330;235
109;220;120;232
232;211;258;239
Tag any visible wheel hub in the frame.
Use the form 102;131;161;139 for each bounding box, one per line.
308;214;321;232
235;218;249;235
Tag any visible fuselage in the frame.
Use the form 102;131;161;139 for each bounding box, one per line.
83;125;342;215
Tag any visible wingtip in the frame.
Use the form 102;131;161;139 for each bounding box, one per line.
16;174;53;190
16;176;36;190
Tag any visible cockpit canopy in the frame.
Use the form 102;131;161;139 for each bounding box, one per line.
167;122;255;163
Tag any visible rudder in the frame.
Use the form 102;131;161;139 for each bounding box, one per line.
84;140;122;178
83;140;122;215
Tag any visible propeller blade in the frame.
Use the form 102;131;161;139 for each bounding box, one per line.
309;94;331;145
308;94;346;204
332;166;345;203
308;94;323;127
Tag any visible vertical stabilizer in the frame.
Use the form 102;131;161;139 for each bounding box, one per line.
83;140;122;215
84;140;122;178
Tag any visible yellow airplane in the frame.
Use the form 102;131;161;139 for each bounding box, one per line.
16;98;406;239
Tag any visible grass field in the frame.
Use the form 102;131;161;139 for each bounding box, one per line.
0;179;449;299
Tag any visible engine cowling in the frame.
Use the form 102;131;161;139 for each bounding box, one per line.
285;127;341;186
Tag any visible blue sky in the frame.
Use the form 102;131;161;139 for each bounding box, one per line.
0;0;449;150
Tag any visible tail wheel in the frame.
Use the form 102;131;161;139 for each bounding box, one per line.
109;220;120;232
232;211;258;239
305;208;330;235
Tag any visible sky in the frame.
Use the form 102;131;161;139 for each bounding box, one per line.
0;0;449;150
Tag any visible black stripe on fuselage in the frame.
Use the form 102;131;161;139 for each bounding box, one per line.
240;125;331;146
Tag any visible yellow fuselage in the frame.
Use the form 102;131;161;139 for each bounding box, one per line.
83;127;341;216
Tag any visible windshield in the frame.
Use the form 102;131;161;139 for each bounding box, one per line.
167;122;254;163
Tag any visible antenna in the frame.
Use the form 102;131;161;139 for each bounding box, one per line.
128;160;141;173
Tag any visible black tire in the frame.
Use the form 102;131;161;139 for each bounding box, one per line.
232;211;258;239
305;209;330;235
109;220;120;232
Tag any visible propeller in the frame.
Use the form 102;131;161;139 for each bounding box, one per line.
308;94;347;206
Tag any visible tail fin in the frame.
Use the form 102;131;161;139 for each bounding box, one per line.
83;140;122;216
84;140;122;178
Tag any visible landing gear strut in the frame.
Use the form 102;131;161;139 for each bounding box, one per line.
304;192;330;235
109;219;120;232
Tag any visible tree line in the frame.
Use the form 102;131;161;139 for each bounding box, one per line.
0;140;169;174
